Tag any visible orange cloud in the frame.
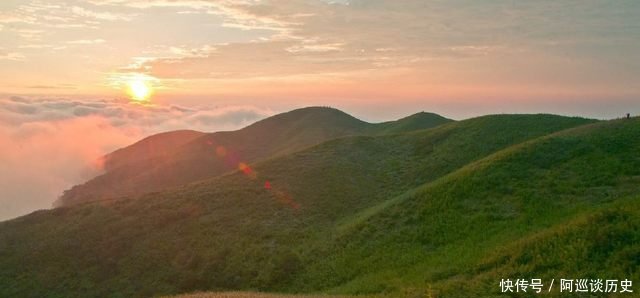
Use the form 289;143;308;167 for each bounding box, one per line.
0;96;273;221
0;116;139;221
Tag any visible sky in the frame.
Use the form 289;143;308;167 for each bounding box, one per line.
1;0;640;220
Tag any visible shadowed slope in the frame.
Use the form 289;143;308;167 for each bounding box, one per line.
103;130;205;172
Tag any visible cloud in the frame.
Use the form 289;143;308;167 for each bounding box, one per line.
0;48;26;61
286;42;345;53
71;6;134;21
110;0;517;80
132;40;375;79
3;0;638;98
0;96;272;130
0;116;137;221
89;0;295;32
88;0;219;10
0;96;273;221
97;0;638;87
67;39;106;45
0;2;132;48
25;84;77;90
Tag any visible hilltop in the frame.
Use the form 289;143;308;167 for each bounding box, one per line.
56;107;452;206
0;110;602;298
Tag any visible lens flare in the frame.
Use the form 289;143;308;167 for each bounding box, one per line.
204;138;300;210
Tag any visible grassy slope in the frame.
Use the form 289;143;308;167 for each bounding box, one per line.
0;115;594;298
57;107;452;206
301;118;640;297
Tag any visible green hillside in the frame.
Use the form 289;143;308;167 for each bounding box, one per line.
0;113;595;298
57;107;452;206
297;117;640;297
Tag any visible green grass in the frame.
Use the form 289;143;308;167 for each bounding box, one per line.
298;118;640;297
2;112;627;298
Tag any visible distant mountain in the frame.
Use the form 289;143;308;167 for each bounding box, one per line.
0;111;603;298
56;107;452;206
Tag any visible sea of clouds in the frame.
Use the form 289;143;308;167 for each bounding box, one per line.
0;96;273;221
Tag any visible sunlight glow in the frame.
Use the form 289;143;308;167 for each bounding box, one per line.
127;79;152;102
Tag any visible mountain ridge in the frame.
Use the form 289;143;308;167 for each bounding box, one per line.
56;107;453;206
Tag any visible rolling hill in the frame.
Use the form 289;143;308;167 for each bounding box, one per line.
56;107;452;206
296;117;640;297
0;110;602;298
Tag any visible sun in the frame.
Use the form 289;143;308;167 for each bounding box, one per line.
127;79;152;102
